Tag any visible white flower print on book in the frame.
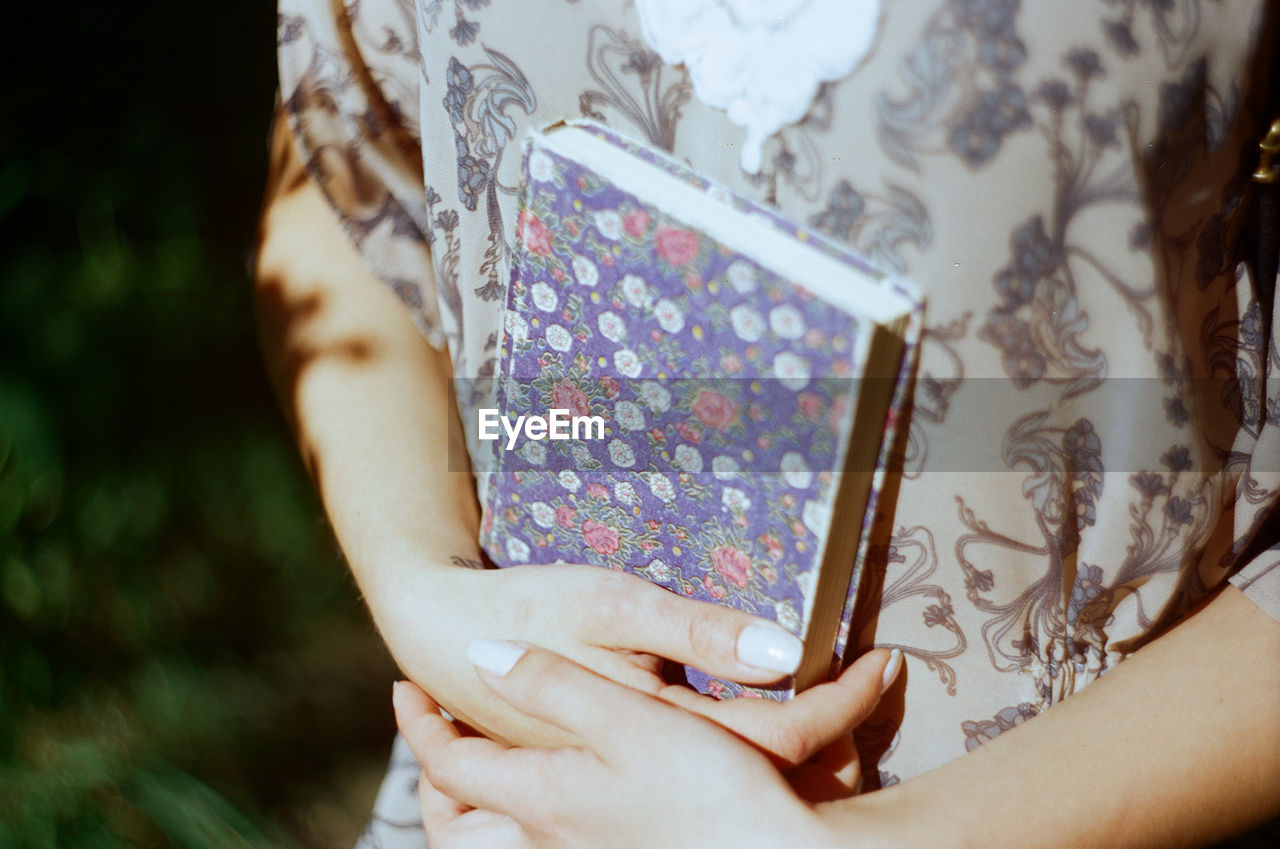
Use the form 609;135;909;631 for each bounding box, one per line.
613;481;638;504
529;501;555;528
722;487;751;511
557;470;582;492
572;255;599;287
520;440;547;466
597;311;627;343
774;600;801;634
505;536;531;563
620;273;653;308
730;304;765;342
769;304;805;339
506;313;529;346
638;381;671;412
531;281;557;312
545;323;573;352
593;210;622;240
614;400;646;432
608;439;637;468
673;443;703;472
645;558;675;584
613;348;643;378
773;351;811;390
802;498;831;536
712;454;740;480
653;298;685;334
644;472;676;502
781;451;812;488
726;260;758;293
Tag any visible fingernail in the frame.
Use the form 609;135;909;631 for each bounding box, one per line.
880;649;904;694
467;639;527;677
737;623;803;674
391;680;409;711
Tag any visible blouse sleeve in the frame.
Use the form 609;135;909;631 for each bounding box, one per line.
277;0;444;347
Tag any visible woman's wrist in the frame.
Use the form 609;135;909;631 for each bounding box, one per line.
811;782;966;849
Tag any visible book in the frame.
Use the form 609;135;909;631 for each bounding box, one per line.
476;120;922;699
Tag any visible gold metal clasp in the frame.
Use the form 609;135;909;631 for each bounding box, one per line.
1255;119;1280;184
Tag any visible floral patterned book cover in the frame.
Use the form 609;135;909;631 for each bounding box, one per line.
477;121;922;699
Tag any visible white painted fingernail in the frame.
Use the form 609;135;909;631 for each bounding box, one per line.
467;639;527;676
737;623;803;674
881;649;904;694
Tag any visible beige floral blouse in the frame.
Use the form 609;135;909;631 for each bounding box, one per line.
277;1;1280;845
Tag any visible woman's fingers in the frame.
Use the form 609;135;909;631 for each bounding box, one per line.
657;648;902;766
467;639;692;761
393;679;574;822
579;569;805;685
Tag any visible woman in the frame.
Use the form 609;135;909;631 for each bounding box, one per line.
260;1;1280;846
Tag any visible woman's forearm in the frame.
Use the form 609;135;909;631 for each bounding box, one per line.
835;585;1280;849
253;119;574;746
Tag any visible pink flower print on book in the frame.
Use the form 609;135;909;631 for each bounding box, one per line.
691;390;739;430
655;226;700;267
711;545;752;590
554;505;576;530
623;209;650;239
550;379;591;418
581;520;621;556
519;210;553;256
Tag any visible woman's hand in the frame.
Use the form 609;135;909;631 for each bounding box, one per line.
380;561;900;767
392;641;900;849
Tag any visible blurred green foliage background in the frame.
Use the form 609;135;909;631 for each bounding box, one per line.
1;3;399;846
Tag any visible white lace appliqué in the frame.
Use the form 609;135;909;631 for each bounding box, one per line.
634;0;883;173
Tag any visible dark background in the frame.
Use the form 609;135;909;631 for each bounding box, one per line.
1;3;400;846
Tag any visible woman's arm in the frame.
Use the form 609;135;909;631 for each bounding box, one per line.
843;584;1280;849
252;117;895;756
395;584;1280;849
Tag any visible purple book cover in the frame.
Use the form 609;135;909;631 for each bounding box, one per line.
477;122;922;699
